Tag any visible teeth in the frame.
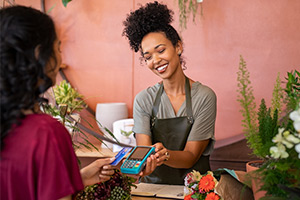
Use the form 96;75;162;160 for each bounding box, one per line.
157;64;168;71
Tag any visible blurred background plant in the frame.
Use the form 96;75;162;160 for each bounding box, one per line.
237;55;300;199
120;129;133;137
41;80;112;152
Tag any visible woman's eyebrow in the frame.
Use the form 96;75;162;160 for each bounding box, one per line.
143;44;166;55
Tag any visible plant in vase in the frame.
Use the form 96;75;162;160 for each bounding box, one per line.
236;55;300;199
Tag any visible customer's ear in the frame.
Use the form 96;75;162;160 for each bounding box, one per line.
34;44;41;59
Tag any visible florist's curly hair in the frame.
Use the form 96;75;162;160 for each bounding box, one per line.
0;6;57;149
122;1;183;55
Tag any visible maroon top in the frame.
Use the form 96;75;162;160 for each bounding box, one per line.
0;114;84;200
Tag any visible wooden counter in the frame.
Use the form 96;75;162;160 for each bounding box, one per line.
75;144;116;168
132;197;174;200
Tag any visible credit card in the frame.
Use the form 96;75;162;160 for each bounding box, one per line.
110;147;133;166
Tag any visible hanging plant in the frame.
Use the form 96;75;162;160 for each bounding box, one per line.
178;0;202;30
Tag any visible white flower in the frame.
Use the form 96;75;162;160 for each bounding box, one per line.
285;134;300;144
290;106;300;132
272;128;285;143
295;144;300;159
273;128;295;148
270;143;289;159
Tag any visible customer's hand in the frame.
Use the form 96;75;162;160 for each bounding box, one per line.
80;158;116;186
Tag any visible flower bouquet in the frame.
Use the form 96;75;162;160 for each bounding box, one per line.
184;170;222;200
76;169;136;200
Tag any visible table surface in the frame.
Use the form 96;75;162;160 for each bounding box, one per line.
75;144;116;158
132;197;174;200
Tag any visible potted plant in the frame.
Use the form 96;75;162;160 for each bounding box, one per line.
41;80;103;151
236;55;300;199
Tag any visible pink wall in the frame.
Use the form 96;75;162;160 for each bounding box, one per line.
16;0;300;140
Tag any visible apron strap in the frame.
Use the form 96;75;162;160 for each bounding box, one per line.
151;77;194;125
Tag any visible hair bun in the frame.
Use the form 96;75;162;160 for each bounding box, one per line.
123;1;174;52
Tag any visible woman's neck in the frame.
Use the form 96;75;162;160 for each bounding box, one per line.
163;75;186;97
22;103;41;115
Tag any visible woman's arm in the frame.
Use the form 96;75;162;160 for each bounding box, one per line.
135;133;209;174
154;140;209;168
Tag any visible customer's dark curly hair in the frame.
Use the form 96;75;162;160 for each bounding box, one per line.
0;6;57;149
122;1;183;56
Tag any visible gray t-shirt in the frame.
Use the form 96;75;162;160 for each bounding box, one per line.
133;81;217;155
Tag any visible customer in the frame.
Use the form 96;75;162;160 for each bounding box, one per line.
123;1;217;185
0;5;115;200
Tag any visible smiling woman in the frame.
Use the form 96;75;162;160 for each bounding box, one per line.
122;1;217;185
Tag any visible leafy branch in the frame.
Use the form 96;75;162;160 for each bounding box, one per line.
236;55;258;151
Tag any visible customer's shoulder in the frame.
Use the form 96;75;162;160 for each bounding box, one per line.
25;113;65;131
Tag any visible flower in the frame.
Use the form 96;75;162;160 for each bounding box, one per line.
290;105;300;132
184;194;192;200
295;143;300;159
184;171;222;200
237;65;300;198
269;143;289;159
258;70;300;198
199;174;215;193
205;192;220;200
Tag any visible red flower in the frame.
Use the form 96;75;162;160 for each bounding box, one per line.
184;194;192;200
205;192;220;200
198;174;215;192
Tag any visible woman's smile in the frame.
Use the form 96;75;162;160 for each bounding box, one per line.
156;64;168;73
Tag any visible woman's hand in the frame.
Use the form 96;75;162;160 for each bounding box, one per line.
138;154;157;177
80;157;116;187
153;142;169;166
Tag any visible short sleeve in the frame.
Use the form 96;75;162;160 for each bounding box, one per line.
132;90;153;136
35;119;84;199
187;85;217;155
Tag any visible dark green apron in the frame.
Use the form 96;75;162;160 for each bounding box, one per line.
142;77;210;185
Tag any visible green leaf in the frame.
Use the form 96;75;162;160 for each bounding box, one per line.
62;0;72;7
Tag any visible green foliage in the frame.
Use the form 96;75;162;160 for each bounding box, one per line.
42;81;102;153
53;80;87;114
271;72;284;117
260;154;300;198
237;63;300;199
62;0;72;7
256;99;279;158
120;130;133;137
284;70;300;111
178;0;200;30
236;55;259;156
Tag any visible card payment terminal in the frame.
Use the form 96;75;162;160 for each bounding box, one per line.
120;146;155;174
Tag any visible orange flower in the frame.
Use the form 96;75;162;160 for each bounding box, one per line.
198;174;215;192
184;194;192;200
205;192;220;200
